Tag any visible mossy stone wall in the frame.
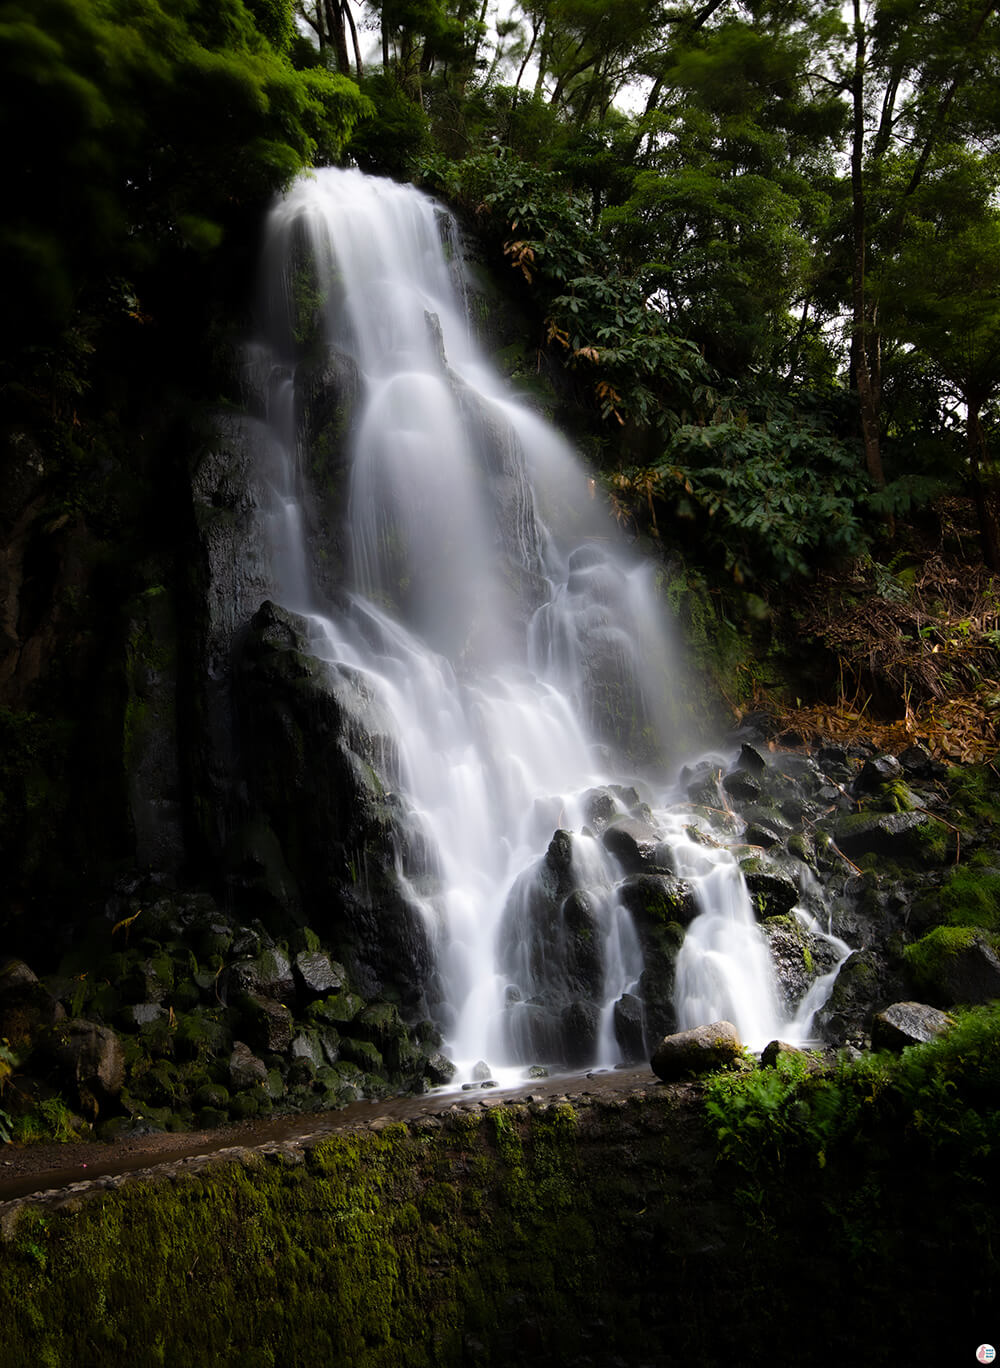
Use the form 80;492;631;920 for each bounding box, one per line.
0;1088;994;1367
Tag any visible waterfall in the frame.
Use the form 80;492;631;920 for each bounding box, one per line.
244;167;839;1082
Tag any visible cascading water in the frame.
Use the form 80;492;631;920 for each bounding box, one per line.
244;167;845;1083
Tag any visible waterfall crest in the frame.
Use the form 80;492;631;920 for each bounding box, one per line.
244;167;843;1082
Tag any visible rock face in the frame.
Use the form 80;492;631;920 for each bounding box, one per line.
650;1021;743;1080
231;600;434;1011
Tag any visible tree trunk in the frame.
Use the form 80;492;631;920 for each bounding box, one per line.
850;1;886;489
966;395;1000;572
344;0;363;79
324;0;351;74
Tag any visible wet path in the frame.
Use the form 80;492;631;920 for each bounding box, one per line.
0;1066;660;1205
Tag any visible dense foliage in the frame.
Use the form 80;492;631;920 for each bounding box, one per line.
362;0;1000;584
5;0;999;583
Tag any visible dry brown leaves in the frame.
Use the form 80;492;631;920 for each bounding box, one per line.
758;691;999;765
764;522;1000;763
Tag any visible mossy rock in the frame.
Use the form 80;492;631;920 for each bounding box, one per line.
903;927;1000;1006
307;990;364;1025
826;811;937;862
339;1037;384;1072
618;873;699;928
742;868;799;920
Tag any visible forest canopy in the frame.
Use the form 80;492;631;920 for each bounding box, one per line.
3;0;1000;582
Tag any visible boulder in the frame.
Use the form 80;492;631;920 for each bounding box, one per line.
911;931;1000;1006
48;1019;125;1117
722;769;761;804
815;949;893;1045
613;992;645;1064
423;1051;456;1086
293;950;346;999
760;916;838;1011
760;1039;815;1069
562;999;601;1068
871;1002;952;1051
618;873;700;929
602;816;667;875
853;754;902;795
229;1040;268;1090
650;1021;743;1080
743;868;799;920
242;995;293;1052
827;811;931;859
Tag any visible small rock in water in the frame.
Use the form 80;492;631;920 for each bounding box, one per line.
472;1060;492;1081
480;1080;498;1088
527;1065;549;1079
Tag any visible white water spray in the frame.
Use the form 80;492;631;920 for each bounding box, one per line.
247;168;841;1080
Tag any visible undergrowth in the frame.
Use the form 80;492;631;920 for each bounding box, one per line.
705;1003;1000;1185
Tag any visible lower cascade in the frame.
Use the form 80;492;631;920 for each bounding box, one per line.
242;167;847;1083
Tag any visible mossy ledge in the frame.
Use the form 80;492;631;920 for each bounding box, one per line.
0;1072;995;1368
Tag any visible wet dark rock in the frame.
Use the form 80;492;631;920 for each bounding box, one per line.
722;769;761;803
229;1041;268;1091
562;891;604;998
650;1021;743;1080
815;950;898;1045
727;710;779;744
739;743;768;776
613;992;645;1064
759;1039;821;1070
46;1020;126;1117
234;600;433;1009
289;1033;324;1069
741;804;794;848
582;788;619;834
242;995;293;1053
0;960;65;1044
293;950;345;999
602;817;665;874
743;868;799;920
853;754;902;795
544;829;577;895
897;744;944;780
562;999;600;1067
760;916;841;1012
919;933;1000;1006
817;744;848;769
618;874;700;929
871;1001;952;1050
120;1003;166;1031
424;1052;456;1086
827;810;931;859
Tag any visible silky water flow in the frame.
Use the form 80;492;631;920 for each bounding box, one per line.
245;168;848;1084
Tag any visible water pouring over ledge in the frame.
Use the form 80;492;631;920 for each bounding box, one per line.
244;167;846;1083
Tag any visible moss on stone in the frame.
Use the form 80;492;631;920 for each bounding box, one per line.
903;925;981;991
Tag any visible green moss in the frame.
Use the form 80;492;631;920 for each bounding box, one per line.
938;865;1000;931
903;925;982;991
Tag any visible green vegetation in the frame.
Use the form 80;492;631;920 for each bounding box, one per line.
706;1003;1000;1193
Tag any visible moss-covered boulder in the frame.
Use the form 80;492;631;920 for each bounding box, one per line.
650;1020;743;1080
903;927;1000;1006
